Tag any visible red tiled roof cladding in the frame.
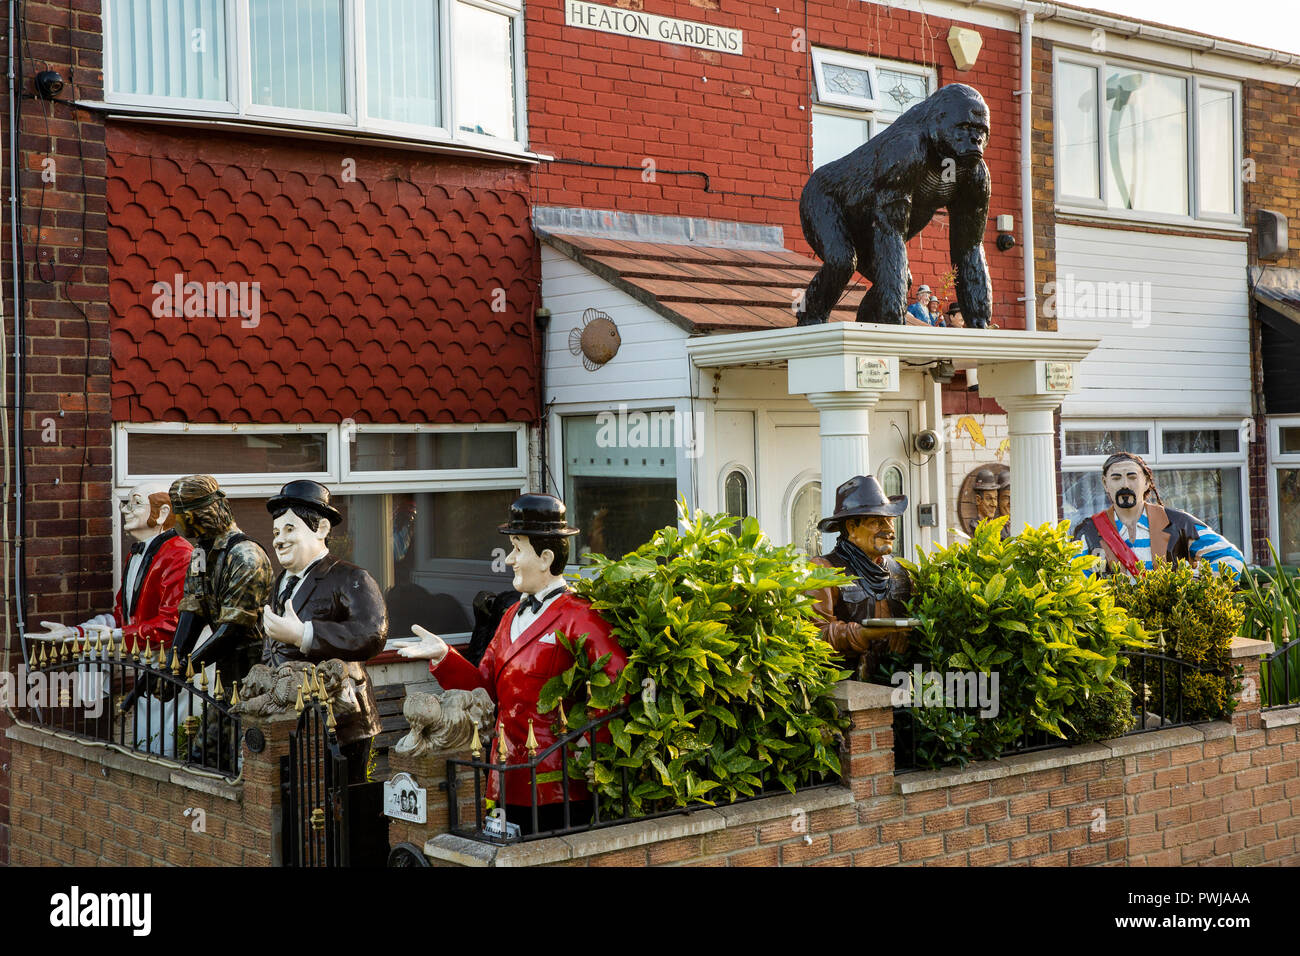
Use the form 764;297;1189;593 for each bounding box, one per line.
108;124;540;424
540;231;867;332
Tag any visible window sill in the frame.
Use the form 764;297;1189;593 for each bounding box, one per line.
1054;206;1248;238
80;100;552;166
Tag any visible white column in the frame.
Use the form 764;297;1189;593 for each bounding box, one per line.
997;395;1061;533
805;391;881;534
979;360;1074;535
788;353;899;551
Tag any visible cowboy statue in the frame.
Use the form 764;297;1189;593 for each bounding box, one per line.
1072;451;1245;578
807;475;914;681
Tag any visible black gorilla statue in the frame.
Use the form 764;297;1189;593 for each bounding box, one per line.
798;83;994;328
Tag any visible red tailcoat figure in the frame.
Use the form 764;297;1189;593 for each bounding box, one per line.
431;591;626;807
113;529;194;650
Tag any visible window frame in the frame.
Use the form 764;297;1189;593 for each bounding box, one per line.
1266;415;1300;558
810;52;934;171
342;423;528;484
102;0;527;151
719;462;756;522
1052;49;1243;228
1060;418;1250;556
811;48;880;111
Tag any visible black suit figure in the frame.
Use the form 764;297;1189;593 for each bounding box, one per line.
798;84;993;327
262;481;388;784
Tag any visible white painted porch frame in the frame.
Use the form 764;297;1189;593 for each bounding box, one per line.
686;325;1101;537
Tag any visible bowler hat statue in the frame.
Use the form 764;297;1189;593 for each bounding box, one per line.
267;479;343;526
817;475;908;533
498;493;580;537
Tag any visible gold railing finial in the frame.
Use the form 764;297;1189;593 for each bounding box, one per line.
470;723;483;759
496;719;509;762
525;719;539;758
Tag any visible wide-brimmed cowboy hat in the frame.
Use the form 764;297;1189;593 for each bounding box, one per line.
817;475;907;532
267;479;343;526
498;493;580;537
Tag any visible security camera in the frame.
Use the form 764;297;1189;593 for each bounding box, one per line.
914;429;942;455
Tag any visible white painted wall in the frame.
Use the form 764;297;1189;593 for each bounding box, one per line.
542;245;691;405
1054;225;1250;418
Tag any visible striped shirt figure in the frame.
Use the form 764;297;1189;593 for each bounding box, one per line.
1106;510;1245;575
1072;450;1246;580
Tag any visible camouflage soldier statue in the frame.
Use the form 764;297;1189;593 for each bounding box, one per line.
169;475;274;691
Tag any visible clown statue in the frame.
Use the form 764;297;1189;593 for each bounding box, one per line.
396;493;626;836
1073;451;1245;578
807;475;914;681
24;482;194;749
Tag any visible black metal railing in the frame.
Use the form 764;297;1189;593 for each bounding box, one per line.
1261;638;1300;710
19;634;241;777
893;651;1233;774
446;705;840;844
280;682;349;867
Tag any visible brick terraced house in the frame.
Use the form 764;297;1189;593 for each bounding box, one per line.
1;0;1299;866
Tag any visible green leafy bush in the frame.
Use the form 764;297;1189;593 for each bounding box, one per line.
539;502;851;816
1239;542;1300;707
1110;559;1243;721
898;518;1149;768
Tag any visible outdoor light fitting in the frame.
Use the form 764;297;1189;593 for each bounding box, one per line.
35;70;64;99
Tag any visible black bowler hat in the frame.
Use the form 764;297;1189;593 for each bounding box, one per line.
498;494;579;537
817;475;907;533
267;480;343;526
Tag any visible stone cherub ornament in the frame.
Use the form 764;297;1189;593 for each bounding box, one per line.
806;475;915;681
798;84;993;327
234;659;361;719
394;687;495;757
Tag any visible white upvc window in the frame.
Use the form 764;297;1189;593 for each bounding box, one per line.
1266;417;1300;564
103;0;526;151
114;421;528;639
810;50;934;170
1053;50;1242;227
1060;419;1250;556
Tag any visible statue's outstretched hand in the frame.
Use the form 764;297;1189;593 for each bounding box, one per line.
394;624;448;665
23;621;73;643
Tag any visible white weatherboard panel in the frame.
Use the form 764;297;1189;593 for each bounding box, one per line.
542;245;690;406
1054;225;1249;418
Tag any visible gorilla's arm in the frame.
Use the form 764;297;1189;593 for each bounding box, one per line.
949;161;993;329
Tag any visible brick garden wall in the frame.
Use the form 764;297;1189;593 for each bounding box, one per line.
4;711;294;867
408;641;1299;866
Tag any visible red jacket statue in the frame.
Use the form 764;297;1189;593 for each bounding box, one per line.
113;529;194;651
432;591;626;807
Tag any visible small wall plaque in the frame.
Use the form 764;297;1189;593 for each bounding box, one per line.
383;772;427;824
856;357;891;389
1044;362;1075;392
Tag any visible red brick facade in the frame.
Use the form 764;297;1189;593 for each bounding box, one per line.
527;0;1030;330
1243;77;1300;563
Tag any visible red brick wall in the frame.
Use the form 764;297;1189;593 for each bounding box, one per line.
108;125;540;425
6;711;293;867
527;0;1029;328
1;0;112;867
408;656;1299;866
1242;77;1300;560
